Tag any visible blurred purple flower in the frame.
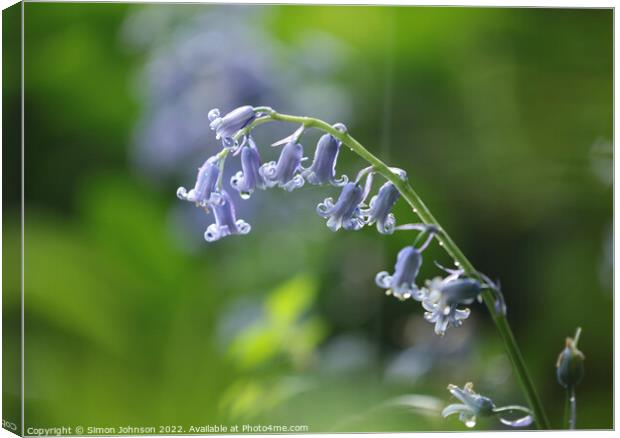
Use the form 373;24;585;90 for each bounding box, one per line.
124;6;354;178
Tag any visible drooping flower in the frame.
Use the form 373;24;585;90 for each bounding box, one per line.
230;140;266;199
422;277;480;336
442;383;496;428
176;156;221;207
260;140;305;192
375;246;425;300
302;133;347;186
316;182;365;231
443;382;533;429
208;106;256;143
204;190;251;242
362;181;400;234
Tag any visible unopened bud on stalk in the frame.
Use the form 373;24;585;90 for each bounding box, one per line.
556;327;585;388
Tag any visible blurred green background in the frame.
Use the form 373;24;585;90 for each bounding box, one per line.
3;3;612;432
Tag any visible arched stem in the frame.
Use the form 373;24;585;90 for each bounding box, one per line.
238;110;550;429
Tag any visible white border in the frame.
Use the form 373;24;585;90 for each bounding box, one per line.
0;1;616;438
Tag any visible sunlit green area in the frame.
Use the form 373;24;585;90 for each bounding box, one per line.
3;4;612;432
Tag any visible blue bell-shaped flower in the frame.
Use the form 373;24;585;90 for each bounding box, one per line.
317;182;365;231
204;190;251;242
362;181;400;234
208;106;256;142
260;140;305;192
375;246;424;300
302;133;347;186
230;142;267;199
177;156;221;207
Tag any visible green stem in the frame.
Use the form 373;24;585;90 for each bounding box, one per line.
567;386;576;429
563;387;570;429
215;147;230;190
244;109;550;429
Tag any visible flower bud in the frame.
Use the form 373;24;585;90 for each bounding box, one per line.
556;328;585;388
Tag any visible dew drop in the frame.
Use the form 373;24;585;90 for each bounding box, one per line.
454;261;460;267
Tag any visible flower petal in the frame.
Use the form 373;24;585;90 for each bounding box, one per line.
442;404;472;418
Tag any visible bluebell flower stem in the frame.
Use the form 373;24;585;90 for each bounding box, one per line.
563;388;570;429
241;110;550;429
565;386;577;429
215;148;230;190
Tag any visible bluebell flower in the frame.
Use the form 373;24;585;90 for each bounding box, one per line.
204;190;251;242
375;246;425;300
208;106;255;142
302;133;347;186
422;277;481;336
317;182;365;231
362;181;400;234
260;140;305;192
443;383;533;428
442;383;495;428
176;156;221;207
230;141;266;199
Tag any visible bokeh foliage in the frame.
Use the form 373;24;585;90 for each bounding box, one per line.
4;3;612;431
